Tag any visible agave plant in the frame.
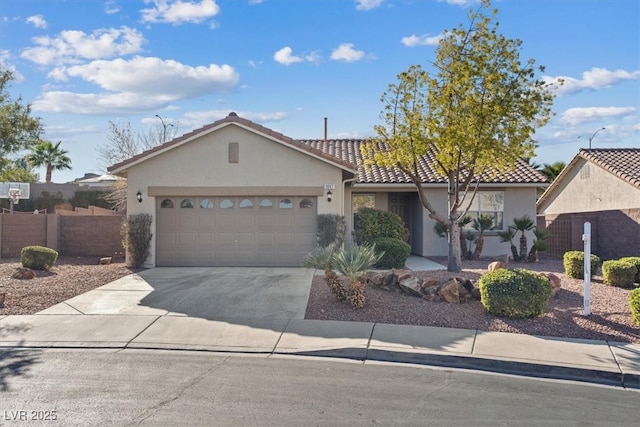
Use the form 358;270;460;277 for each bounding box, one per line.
303;245;347;302
332;244;383;309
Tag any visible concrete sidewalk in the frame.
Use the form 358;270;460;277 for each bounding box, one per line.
1;314;638;389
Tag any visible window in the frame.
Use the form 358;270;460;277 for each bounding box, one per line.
279;198;293;209
300;198;314;208
180;198;194;208
462;191;504;230
352;194;375;212
219;198;233;209
160;199;174;208
259;198;273;208
200;198;213;209
240;198;253;208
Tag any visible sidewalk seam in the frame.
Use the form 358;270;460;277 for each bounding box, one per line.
123;315;163;349
268;318;291;358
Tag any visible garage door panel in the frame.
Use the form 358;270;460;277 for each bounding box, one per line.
157;195;316;267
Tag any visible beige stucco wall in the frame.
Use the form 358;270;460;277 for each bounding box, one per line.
421;187;537;258
538;159;640;214
345;185;538;259
125;124;347;266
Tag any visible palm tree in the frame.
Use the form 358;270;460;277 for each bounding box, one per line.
512;215;536;261
526;228;551;262
303;245;347;302
540;161;566;182
497;228;518;262
471;214;495;259
332;244;382;309
26;140;72;183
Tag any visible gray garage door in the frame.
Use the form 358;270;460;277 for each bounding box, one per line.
156;196;317;267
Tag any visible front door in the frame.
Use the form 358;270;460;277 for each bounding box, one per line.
389;193;411;243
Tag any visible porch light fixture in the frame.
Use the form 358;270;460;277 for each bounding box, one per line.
136;191;143;203
326;190;333;202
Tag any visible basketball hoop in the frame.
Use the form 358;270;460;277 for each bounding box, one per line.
9;189;21;205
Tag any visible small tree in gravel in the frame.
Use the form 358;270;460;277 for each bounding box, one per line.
303;245;348;302
123;213;153;268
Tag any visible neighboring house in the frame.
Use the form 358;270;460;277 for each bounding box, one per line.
536;148;640;259
108;112;547;267
76;173;124;189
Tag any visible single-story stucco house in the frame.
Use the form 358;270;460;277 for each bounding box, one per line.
108;112;548;267
537;148;640;259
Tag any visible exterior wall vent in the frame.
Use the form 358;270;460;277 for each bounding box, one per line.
229;142;239;163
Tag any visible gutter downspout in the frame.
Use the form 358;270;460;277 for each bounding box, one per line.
342;176;358;245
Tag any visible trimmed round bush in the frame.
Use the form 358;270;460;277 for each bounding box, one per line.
354;207;407;244
372;237;411;269
479;268;552;318
602;260;638;288
618;256;640;282
563;251;601;279
21;245;59;271
629;288;640;326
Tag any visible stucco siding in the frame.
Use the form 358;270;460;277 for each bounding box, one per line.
538;159;640;214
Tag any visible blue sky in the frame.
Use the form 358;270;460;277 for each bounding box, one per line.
1;0;638;183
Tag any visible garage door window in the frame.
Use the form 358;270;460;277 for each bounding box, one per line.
200;198;214;209
240;198;254;208
279;198;293;209
300;198;314;208
259;198;273;208
160;199;174;208
219;198;233;209
180;199;194;208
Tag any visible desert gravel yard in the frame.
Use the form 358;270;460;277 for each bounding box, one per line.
0;255;638;344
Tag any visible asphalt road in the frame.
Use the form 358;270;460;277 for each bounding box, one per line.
1;348;638;426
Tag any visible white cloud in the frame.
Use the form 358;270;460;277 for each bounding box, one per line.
105;1;120;15
545;67;640;96
330;43;365;62
438;0;478;6
401;33;443;47
248;0;264;4
273;47;304;65
33;56;239;114
559;106;636;126
355;0;383;11
21;26;145;66
140;0;220;25
26;15;47;29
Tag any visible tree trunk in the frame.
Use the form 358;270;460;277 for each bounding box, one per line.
459;233;468;260
519;234;528;262
509;244;518;263
473;233;484;259
447;221;463;272
45;167;53;183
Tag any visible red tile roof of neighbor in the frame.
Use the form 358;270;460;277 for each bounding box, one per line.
578;148;640;188
108;112;548;185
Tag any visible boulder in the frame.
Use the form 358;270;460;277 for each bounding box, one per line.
438;279;461;303
12;267;35;280
398;276;422;297
98;257;112;265
421;286;441;302
382;272;403;293
540;272;562;297
419;278;438;293
367;272;384;287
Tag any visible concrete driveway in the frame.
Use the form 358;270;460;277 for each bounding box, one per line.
38;267;315;320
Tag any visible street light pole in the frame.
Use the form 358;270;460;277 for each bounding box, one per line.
578;127;605;149
155;114;173;142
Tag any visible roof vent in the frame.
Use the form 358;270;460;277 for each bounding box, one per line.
228;112;238;117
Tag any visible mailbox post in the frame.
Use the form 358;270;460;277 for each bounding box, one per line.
582;222;591;316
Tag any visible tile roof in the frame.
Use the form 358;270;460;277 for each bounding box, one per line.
299;139;549;185
578;148;640;188
108;112;546;185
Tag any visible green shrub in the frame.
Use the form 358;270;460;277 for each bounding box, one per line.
21;245;58;271
629;288;640;326
602;260;637;288
354;207;407;244
316;214;346;248
123;213;153;268
478;268;552;318
619;256;640;282
372;237;411;269
562;251;601;279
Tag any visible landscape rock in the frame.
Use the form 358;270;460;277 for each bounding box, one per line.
11;267;35;280
367;272;384;287
540;272;562;297
438;279;461;303
398;276;422;297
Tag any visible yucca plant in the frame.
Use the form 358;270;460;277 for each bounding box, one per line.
332;244;383;309
303;245;347;302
